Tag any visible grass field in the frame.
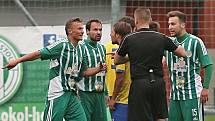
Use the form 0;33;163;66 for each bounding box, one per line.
205;115;215;121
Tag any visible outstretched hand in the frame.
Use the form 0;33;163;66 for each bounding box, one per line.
2;59;18;70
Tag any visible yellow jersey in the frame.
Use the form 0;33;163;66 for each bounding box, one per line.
105;41;119;96
115;62;131;104
105;41;131;104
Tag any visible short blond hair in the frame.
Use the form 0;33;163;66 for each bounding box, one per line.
65;17;83;36
134;8;151;22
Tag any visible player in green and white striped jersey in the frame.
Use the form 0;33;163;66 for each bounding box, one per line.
3;18;105;121
166;11;213;121
77;19;107;121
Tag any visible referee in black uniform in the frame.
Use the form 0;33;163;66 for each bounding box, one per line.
114;8;186;121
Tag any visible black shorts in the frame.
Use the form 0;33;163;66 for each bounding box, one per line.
128;78;168;121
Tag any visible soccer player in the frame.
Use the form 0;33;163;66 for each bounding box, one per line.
3;18;105;121
108;21;132;121
77;19;107;121
114;8;186;121
105;16;135;121
105;16;135;100
166;11;213;121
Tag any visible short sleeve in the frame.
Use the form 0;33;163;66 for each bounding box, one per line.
196;40;213;67
39;41;64;60
116;64;125;73
164;36;178;52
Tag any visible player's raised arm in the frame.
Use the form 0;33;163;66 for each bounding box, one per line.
2;50;41;70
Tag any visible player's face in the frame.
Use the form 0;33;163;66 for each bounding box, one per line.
70;22;84;41
168;16;184;37
110;28;118;45
87;22;102;42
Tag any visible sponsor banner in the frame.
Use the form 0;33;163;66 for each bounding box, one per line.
0;25;111;53
0;103;44;121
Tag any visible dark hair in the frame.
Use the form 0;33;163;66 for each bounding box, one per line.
167;11;186;23
134;7;151;21
118;16;135;30
113;21;132;39
86;19;102;31
65;17;83;36
149;21;160;32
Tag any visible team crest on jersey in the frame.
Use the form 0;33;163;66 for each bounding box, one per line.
173;57;187;72
0;35;23;105
186;50;192;57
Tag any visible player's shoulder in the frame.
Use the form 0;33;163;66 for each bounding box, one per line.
105;41;118;48
189;34;202;42
97;42;105;48
46;38;68;49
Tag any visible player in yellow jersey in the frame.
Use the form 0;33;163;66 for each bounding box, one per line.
108;21;133;121
105;42;119;97
105;16;135;121
105;16;135;98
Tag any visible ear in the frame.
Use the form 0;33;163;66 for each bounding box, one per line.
149;17;152;22
67;28;72;35
135;19;138;26
181;23;185;29
116;34;121;40
86;30;90;35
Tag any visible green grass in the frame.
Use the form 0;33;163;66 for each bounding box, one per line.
205;115;215;121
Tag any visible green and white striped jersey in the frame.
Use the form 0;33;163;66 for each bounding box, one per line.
77;38;106;92
165;33;213;100
39;38;87;100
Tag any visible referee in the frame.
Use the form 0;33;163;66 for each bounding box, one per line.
114;8;186;121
